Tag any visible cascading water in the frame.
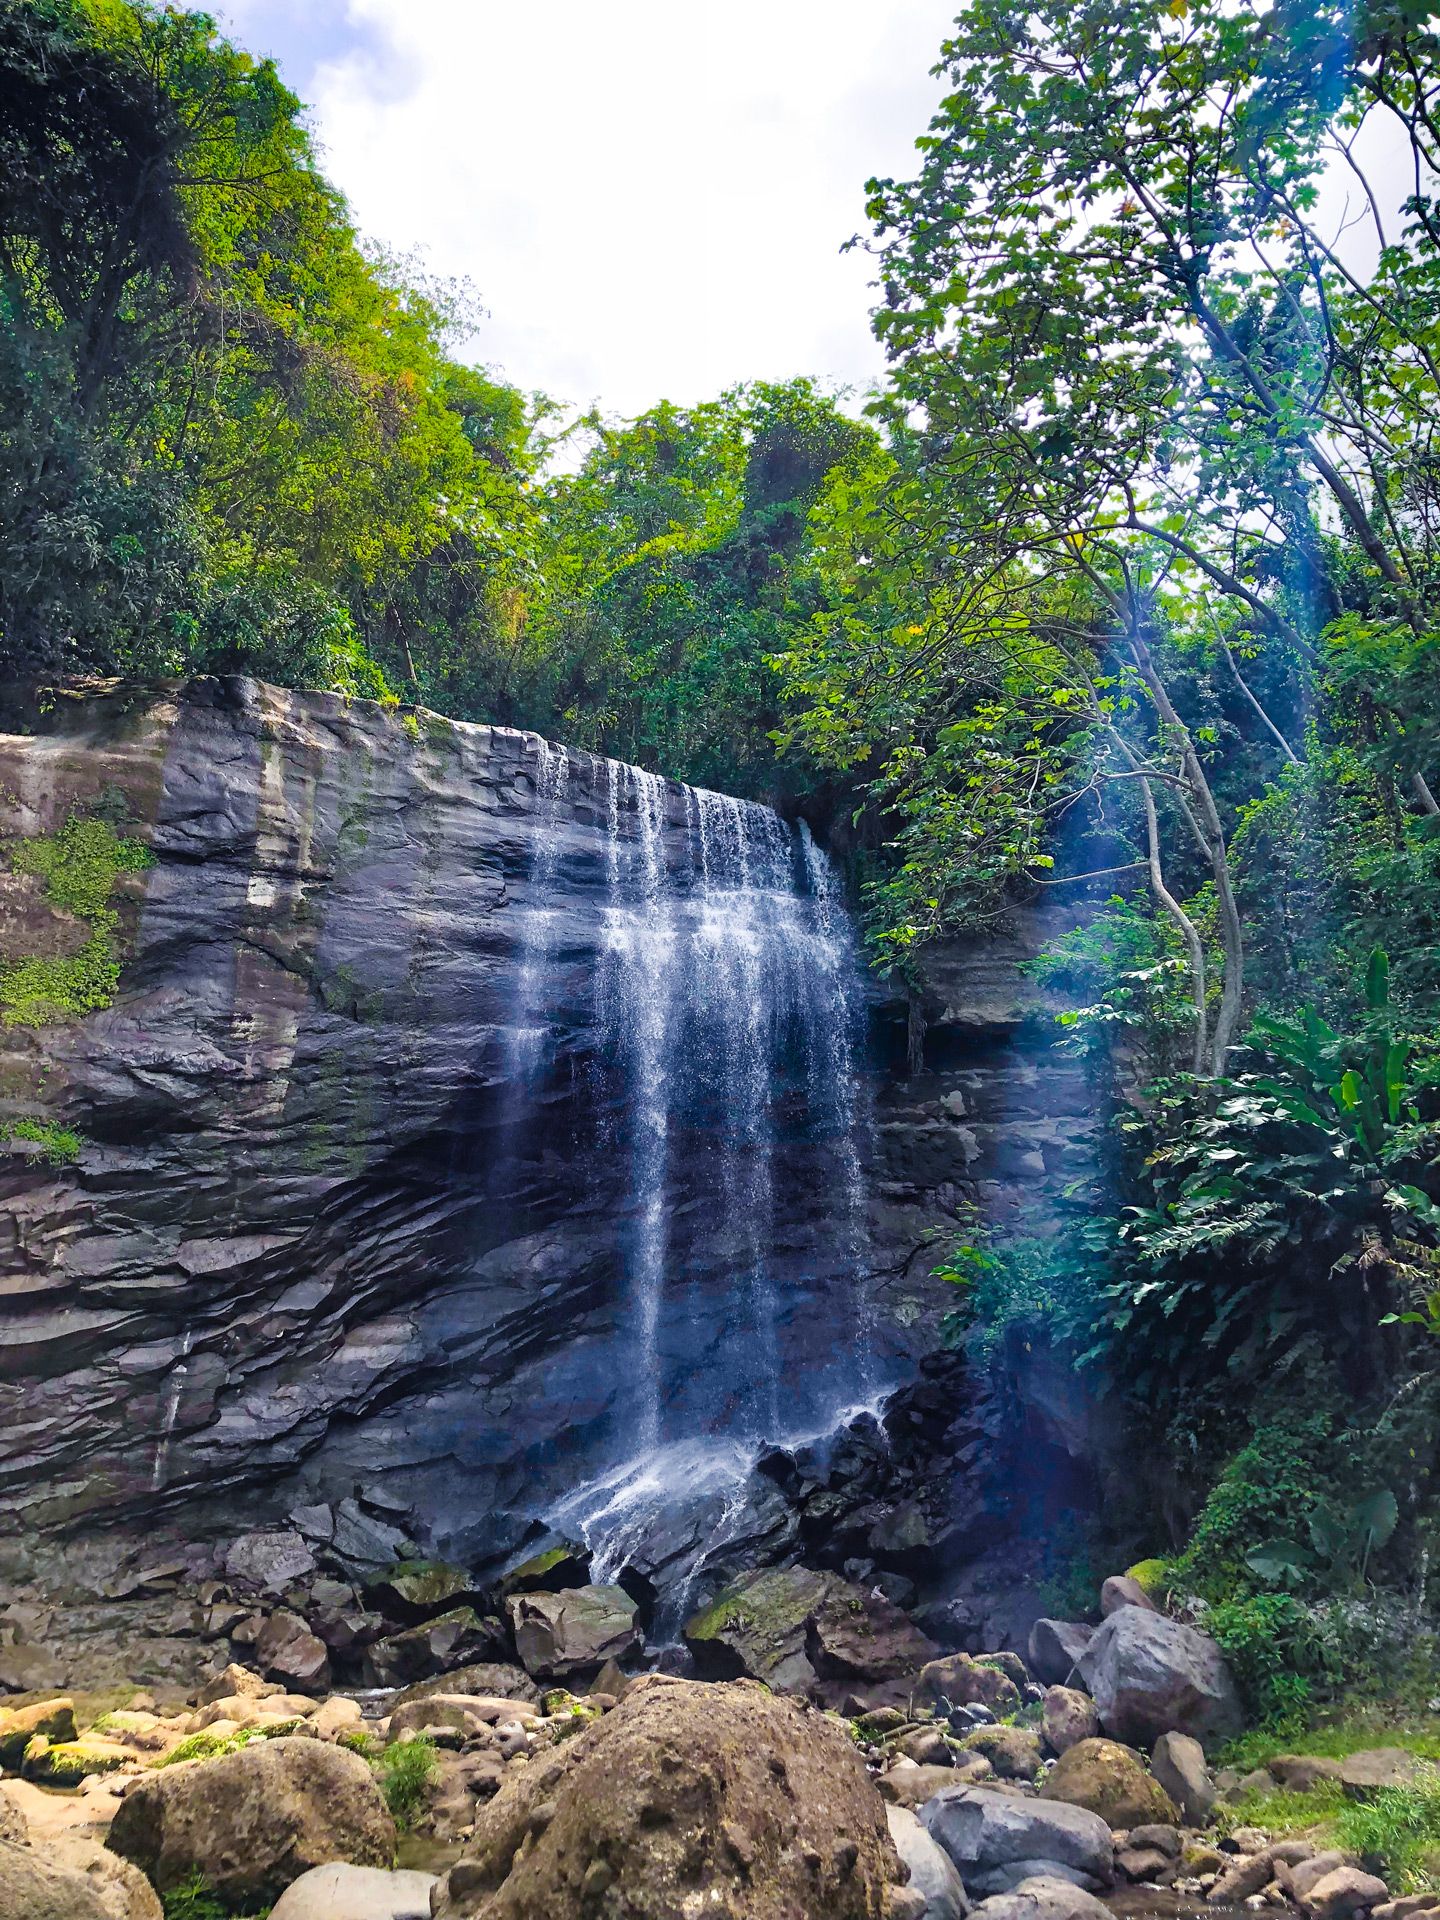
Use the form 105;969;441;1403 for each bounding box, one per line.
501;741;888;1610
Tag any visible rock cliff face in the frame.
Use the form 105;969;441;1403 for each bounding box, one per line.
0;678;1100;1594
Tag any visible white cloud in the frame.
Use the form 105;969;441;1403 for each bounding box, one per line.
220;0;951;415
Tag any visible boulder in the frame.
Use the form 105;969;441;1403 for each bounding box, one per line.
391;1661;538;1707
363;1563;481;1624
1027;1622;1094;1688
23;1737;136;1784
196;1663;270;1706
881;1760;994;1810
888;1804;970;1920
0;1696;76;1766
0;1645;65;1692
507;1586;641;1680
682;1565;836;1690
899;1726;954;1767
920;1786;1114;1897
808;1583;938;1682
224;1531;317;1594
1340;1749;1428;1798
0;1840;112;1920
970;1875;1113;1920
386;1694;538;1743
270;1864;437;1919
1283;1853;1358;1901
0;1789;24;1845
1077;1608;1242;1750
961;1727;1044;1781
1040;1738;1178;1829
363;1609;506;1688
256;1612;331;1691
429;1674;901;1919
105;1735;394;1907
330;1499;414;1571
1100;1577;1157;1617
495;1543;593;1597
310;1697;364;1740
1151;1730;1215;1825
1271;1753;1346;1792
917;1655;1022;1717
1301;1868;1391;1919
1043;1688;1099;1757
1114;1844;1176;1885
39;1839;163;1920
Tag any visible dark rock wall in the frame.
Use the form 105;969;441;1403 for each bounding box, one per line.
0;678;1101;1578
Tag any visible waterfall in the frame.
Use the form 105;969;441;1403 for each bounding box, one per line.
503;740;883;1598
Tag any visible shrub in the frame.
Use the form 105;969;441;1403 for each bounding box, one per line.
1336;1771;1440;1891
376;1734;438;1829
160;1872;271;1919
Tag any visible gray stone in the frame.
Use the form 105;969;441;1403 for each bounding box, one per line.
507;1585;641;1680
1027;1622;1094;1687
888;1804;970;1920
920;1786;1113;1895
1077;1608;1242;1749
1301;1868;1391;1919
1042;1687;1099;1756
223;1531;316;1594
0;1840;112;1920
105;1736;394;1909
1100;1577;1158;1617
1271;1754;1346;1792
1151;1730;1215;1826
1340;1749;1428;1798
1284;1853;1357;1901
255;1611;330;1690
969;1875;1113;1920
269;1864;436;1920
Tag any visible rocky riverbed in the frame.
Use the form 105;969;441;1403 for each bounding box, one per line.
1;1552;1434;1920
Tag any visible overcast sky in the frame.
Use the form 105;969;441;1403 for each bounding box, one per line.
216;1;952;418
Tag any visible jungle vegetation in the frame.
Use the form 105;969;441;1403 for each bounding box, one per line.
6;0;1440;1712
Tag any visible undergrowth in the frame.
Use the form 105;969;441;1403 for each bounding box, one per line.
160;1872;270;1919
0;1118;83;1164
375;1733;438;1828
0;814;151;1025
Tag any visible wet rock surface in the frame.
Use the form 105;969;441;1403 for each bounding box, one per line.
0;675;1106;1665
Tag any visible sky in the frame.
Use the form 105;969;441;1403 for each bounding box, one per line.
216;1;953;419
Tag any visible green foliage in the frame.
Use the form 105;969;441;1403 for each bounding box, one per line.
160;1873;271;1920
0;812;152;1025
1169;1415;1333;1603
0;1117;82;1163
375;1734;438;1830
337;1727;381;1760
934;1211;1100;1359
155;1720;299;1767
1336;1772;1440;1892
1100;951;1440;1405
1204;1592;1324;1726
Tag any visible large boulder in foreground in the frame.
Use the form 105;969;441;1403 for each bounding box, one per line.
0;1839;112;1920
921;1787;1114;1898
1077;1608;1241;1750
430;1674;901;1919
506;1585;640;1680
105;1736;394;1907
1040;1738;1178;1829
